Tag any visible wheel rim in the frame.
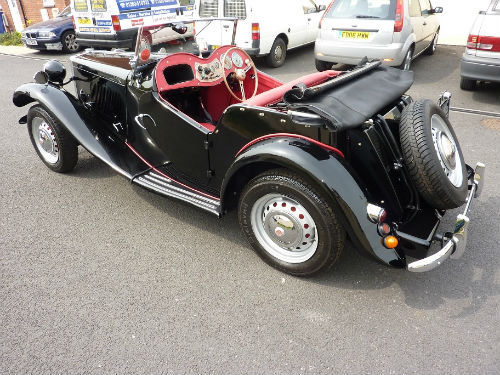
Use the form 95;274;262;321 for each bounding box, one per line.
65;33;78;51
31;116;59;164
403;49;412;70
431;114;463;187
274;45;284;62
250;194;318;264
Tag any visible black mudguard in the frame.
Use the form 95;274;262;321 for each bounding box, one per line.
13;82;132;178
222;137;406;268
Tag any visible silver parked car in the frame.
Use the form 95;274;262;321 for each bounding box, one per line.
314;0;442;71
460;0;500;90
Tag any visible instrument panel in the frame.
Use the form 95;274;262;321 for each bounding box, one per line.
195;59;224;82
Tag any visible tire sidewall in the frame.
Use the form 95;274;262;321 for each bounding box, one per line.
61;30;79;53
266;38;286;68
239;173;341;276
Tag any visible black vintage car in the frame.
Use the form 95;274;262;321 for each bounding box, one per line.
13;21;485;276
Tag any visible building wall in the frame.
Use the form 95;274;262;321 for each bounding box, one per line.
0;0;70;32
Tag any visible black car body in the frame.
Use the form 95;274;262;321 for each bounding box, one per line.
13;21;484;276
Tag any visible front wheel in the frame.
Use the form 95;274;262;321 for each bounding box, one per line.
61;30;80;53
238;169;345;276
28;105;78;173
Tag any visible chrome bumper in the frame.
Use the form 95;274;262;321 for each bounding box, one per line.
407;162;485;272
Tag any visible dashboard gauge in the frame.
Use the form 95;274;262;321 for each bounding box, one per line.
232;52;244;68
223;55;232;69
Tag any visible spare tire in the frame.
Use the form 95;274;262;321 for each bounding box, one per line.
400;99;468;210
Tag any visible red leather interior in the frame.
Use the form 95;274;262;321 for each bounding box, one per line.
243;70;341;107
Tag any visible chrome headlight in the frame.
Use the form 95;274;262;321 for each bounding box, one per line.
38;31;57;38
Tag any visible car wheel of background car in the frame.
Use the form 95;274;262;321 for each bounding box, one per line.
400;100;468;210
315;58;333;72
238;169;345;276
399;46;413;70
424;29;439;56
61;30;80;53
265;37;287;68
460;77;477;90
28;105;78;173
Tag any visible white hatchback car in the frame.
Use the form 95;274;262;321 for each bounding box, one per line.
314;0;442;71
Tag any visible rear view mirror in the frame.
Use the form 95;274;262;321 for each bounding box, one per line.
33;71;49;84
433;7;443;13
318;4;326;11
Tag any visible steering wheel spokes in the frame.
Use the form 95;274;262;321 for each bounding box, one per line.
222;47;258;102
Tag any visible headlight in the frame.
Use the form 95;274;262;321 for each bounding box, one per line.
38;31;57;38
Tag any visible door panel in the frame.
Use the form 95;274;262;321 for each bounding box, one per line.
409;0;425;54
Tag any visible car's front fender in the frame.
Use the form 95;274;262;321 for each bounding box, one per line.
13;82;132;178
221;136;405;268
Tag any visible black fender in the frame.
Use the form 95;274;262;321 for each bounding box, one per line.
221;136;405;268
13;82;132;178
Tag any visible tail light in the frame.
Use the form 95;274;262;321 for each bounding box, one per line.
72;15;76;30
319;0;335;29
193;21;196;36
111;15;121;31
367;203;387;223
251;23;260;40
394;0;404;33
467;34;500;52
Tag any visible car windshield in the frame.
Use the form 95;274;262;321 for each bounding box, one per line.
325;0;396;20
58;6;71;17
134;18;237;66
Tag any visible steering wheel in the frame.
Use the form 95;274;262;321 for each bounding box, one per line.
222;47;259;101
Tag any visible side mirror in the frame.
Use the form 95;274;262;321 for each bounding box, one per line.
318;4;326;11
43;59;66;84
172;22;188;35
34;70;49;84
433;7;443;13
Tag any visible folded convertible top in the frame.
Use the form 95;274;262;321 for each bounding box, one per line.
283;64;414;131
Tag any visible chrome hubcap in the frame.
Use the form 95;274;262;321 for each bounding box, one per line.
32;116;59;164
274;45;283;61
251;194;318;263
65;33;78;51
431;114;463;187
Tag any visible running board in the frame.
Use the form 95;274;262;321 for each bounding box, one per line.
132;171;221;216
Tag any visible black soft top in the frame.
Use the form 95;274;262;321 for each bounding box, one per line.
283;62;414;131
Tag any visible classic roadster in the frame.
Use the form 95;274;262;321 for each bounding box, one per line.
13;21;485;276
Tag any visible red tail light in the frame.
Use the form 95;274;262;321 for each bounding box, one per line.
319;0;335;29
467;34;500;52
72;15;76;30
394;0;404;33
111;15;121;31
251;23;260;40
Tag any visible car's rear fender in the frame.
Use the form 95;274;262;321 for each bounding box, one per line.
13;82;132;178
221;136;406;268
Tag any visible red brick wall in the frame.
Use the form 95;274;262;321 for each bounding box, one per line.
1;0;70;31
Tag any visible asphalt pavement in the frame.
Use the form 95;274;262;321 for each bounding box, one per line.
0;45;499;374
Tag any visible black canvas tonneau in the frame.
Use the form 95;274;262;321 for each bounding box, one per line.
283;65;414;131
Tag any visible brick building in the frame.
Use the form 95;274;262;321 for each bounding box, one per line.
0;0;70;32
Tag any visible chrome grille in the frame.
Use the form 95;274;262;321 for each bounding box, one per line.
224;0;246;19
200;0;218;17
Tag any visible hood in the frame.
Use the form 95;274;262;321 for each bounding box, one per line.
23;16;72;31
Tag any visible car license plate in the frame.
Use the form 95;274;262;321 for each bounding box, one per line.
25;39;38;45
339;31;370;39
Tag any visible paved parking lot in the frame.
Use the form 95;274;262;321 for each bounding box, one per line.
0;44;499;374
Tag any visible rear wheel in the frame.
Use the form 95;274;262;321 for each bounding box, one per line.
315;58;332;72
399;46;413;70
400;100;468;209
265;37;287;68
424;29;439;55
28;105;78;173
238;169;345;276
460;77;477;90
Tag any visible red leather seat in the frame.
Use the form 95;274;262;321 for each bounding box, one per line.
243;70;341;107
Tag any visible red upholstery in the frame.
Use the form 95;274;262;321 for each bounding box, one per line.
199;122;216;132
243;70;341;107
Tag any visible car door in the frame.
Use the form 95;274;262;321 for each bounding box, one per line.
303;0;324;43
418;0;435;49
408;0;425;54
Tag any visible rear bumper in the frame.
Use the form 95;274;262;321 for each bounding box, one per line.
407;162;485;272
76;29;137;49
461;53;500;83
314;38;406;66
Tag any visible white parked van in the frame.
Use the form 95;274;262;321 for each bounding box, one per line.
71;0;195;49
194;0;328;67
